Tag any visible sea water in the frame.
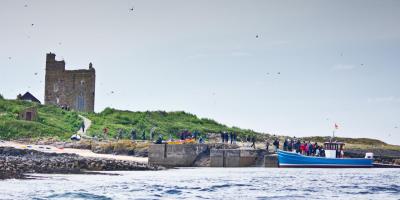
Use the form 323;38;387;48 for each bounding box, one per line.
0;168;399;200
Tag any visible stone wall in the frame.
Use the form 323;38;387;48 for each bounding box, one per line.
149;144;209;167
44;53;95;112
210;149;267;167
264;154;279;168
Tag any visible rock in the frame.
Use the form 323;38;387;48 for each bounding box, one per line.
0;147;162;180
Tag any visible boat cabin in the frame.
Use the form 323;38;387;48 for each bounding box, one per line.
324;142;345;158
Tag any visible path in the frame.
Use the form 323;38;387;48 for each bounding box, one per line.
77;115;92;138
0;141;148;164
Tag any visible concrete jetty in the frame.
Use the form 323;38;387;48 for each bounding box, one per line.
149;144;277;167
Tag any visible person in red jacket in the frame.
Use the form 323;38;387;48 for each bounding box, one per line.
300;142;306;155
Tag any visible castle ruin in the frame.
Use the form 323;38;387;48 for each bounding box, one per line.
44;53;95;112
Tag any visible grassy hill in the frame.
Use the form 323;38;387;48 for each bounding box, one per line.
0;97;82;140
84;108;262;140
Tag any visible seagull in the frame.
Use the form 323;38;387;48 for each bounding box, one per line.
277;72;281;75
111;91;114;94
34;72;38;75
31;23;34;26
256;35;259;38
129;7;134;12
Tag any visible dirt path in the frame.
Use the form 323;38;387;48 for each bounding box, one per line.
0;141;148;164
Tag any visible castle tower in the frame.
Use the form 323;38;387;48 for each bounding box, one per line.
44;53;96;112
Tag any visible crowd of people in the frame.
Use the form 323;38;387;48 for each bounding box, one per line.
270;137;346;158
220;132;238;145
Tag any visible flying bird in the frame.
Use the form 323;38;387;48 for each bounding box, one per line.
277;72;281;75
34;72;38;75
129;7;134;12
31;23;34;26
256;35;259;38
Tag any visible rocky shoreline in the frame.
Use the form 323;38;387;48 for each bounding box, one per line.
0;147;162;180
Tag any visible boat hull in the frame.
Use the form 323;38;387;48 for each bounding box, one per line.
277;150;373;168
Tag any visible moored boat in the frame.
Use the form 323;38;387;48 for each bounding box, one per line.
277;142;374;168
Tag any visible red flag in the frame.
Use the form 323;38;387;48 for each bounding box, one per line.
335;123;339;129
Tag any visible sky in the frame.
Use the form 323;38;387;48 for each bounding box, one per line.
0;0;399;144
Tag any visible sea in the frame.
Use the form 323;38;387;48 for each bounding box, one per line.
0;168;399;200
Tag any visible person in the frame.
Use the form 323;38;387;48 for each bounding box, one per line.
103;127;109;138
233;132;237;144
142;130;146;140
295;140;301;153
315;147;320;157
229;132;233;144
320;147;326;157
273;139;279;152
307;142;313;156
250;136;256;149
81;122;85;133
300;142;306;155
283;139;288;151
117;129;123;141
340;149;344;158
313;142;318;155
130;129;136;141
168;134;173;141
288;139;293;152
199;136;204;144
265;140;270;151
155;134;163;144
220;132;224;143
224;132;229;144
193;131;198;140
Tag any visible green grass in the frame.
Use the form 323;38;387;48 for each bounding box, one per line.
84;108;263;140
0;98;82;140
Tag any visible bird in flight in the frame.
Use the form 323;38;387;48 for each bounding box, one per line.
256;35;259;38
129;7;134;12
34;73;38;75
31;23;34;26
277;72;281;75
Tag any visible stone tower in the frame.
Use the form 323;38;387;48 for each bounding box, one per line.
44;53;95;112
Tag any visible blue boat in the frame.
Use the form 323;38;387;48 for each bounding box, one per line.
277;142;374;168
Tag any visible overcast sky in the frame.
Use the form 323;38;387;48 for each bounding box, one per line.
1;0;399;144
